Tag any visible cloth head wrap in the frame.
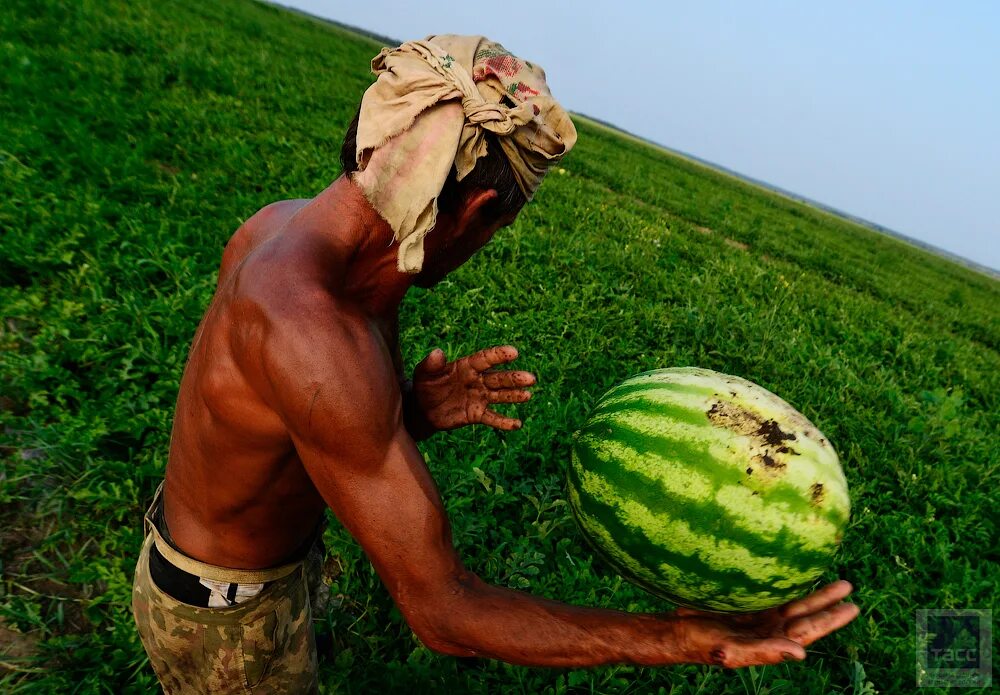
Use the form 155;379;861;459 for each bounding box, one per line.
351;35;577;273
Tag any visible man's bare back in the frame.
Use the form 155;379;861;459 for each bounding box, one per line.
164;197;378;568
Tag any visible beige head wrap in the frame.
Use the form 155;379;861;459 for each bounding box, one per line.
351;35;577;272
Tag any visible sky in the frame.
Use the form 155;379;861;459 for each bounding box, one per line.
282;1;1000;271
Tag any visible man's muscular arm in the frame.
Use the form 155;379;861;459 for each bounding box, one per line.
258;299;856;668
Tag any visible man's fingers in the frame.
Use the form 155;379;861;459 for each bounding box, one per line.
780;580;854;620
483;370;536;389
785;602;860;646
469;345;519;372
714;638;806;668
415;348;448;376
487;390;532;404
480;409;522;431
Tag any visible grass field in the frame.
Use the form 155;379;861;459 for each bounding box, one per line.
1;0;998;692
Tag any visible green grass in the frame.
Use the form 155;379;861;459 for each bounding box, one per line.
1;0;997;692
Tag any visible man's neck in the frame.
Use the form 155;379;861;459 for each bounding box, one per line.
306;176;413;318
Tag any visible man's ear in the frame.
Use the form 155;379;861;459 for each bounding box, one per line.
458;188;499;227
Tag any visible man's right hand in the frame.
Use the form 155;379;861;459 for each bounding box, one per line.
410;345;536;433
670;580;859;668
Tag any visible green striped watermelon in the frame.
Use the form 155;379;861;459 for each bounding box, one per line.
568;367;850;613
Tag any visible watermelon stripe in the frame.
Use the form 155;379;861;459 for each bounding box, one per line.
593;392;709;428
569;463;802;601
576;476;825;592
590;402;847;492
576;435;844;552
569;464;726;604
566;479;669;594
584;416;848;530
597;380;716;408
573;440;834;575
582;420;810;528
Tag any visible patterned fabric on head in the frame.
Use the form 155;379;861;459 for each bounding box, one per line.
352;35;577;273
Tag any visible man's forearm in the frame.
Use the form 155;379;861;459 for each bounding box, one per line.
401;379;436;442
416;575;693;668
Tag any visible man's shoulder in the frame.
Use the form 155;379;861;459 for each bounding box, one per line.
229;266;382;387
219;198;313;285
244;198;312;234
219;200;394;411
228;261;366;352
226;223;351;332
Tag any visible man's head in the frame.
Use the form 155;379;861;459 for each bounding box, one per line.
341;108;525;286
345;35;576;277
340;108;526;222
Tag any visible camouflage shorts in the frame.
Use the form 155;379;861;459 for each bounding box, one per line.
131;487;326;694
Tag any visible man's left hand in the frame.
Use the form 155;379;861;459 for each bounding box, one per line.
670;580;860;668
411;345;536;432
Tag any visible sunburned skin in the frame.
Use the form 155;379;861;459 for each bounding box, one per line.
162;175;859;668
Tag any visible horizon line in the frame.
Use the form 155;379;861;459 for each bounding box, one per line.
264;0;999;281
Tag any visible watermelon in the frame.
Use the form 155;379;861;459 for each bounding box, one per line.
568;367;850;612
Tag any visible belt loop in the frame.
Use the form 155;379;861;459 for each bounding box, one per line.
143;481;165;537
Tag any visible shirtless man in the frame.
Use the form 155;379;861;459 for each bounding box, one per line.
132;36;859;694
